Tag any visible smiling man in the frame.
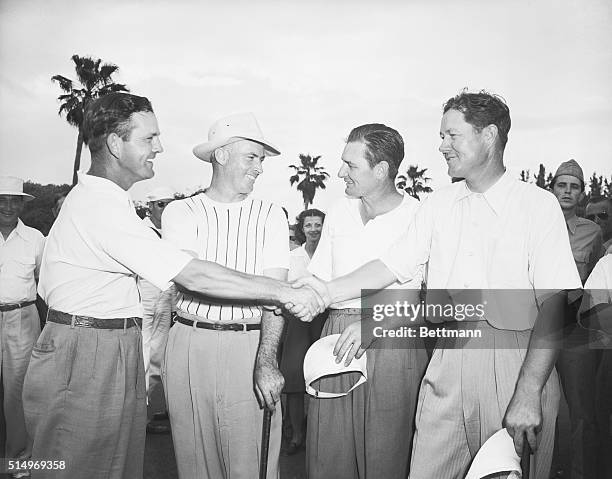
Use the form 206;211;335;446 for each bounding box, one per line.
304;124;428;479
294;91;581;478
23;96;322;479
161;112;289;479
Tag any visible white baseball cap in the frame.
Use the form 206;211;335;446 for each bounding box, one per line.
303;334;368;398
192;112;280;162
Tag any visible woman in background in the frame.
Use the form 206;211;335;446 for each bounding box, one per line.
280;208;327;455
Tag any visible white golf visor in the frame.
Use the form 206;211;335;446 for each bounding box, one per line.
303;334;368;398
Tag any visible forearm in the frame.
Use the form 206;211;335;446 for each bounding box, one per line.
515;291;566;392
328;259;398;304
173;259;288;305
257;310;285;366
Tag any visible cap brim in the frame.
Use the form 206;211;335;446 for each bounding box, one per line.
0;191;34;201
193;136;280;163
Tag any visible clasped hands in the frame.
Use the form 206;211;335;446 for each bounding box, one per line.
278;275;332;322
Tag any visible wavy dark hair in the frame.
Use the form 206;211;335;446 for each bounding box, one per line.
346;123;404;179
294;208;325;245
443;89;511;150
83;92;154;154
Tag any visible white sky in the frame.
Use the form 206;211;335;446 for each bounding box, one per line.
1;0;611;218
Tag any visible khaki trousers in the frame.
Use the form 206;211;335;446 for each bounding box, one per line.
163;322;281;479
409;322;560;479
22;320;146;479
0;303;40;459
306;310;429;479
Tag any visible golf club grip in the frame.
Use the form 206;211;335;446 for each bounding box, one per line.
259;409;272;479
520;433;531;478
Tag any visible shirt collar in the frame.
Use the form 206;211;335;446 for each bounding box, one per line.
77;172;132;203
453;171;512;216
2;219;30;243
566;214;578;235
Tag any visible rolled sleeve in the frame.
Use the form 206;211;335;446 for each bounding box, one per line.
380;199;432;284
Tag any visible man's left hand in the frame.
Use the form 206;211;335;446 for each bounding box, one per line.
503;386;542;455
254;359;285;411
333;322;373;366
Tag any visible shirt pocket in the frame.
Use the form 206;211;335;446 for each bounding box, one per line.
7;256;36;281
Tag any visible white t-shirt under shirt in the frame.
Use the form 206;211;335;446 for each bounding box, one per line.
39;173;191;319
163;192;289;322
308;194;423;309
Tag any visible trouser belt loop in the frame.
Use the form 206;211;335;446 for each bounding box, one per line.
70;315;76;329
124;318;127;332
132;317;141;333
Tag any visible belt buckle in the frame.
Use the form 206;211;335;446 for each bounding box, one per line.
212;322;224;330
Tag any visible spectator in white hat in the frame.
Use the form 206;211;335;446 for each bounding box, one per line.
139;186;176;434
162;112;289;479
0;176;45;476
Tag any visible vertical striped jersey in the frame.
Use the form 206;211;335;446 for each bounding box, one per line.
162;193;289;321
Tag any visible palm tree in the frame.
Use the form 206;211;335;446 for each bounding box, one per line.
396;165;433;200
52;54;129;185
289;154;330;210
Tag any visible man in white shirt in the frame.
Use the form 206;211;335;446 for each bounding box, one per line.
305;124;428;479
162;112;288;479
22;94;323;479
295;91;581;478
0;176;45;471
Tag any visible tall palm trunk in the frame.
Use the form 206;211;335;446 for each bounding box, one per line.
72;126;84;186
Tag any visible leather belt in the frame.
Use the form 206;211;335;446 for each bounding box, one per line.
175;314;261;332
47;309;142;329
0;300;36;312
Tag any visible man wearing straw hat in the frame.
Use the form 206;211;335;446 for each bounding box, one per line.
0;176;45;475
21;94;323;479
162;112;288;479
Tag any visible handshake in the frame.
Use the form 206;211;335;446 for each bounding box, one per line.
277;275;332;321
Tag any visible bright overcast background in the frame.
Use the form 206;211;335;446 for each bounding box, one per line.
1;0;610;218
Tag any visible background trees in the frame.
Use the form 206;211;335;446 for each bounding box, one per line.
289;154;330;210
396;165;433;200
52;55;129;185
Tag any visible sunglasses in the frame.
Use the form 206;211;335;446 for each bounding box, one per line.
155;201;172;208
586;212;609;221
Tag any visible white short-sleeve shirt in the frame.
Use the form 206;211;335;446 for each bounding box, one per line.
380;172;582;330
162;192;289;321
0;220;45;303
309;194;422;309
39;173;191;319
